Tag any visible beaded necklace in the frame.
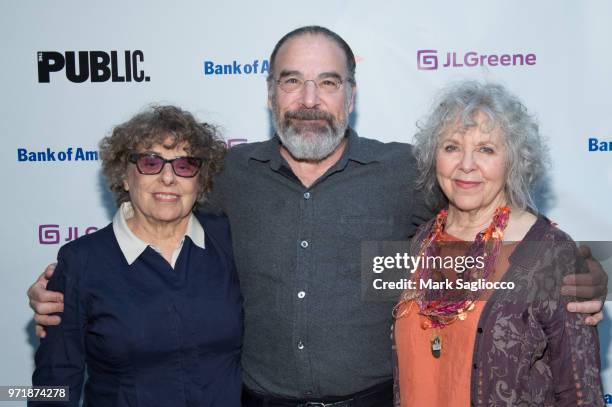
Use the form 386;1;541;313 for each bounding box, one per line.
395;205;511;358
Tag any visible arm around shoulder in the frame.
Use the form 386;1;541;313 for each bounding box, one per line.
546;237;604;405
30;243;87;407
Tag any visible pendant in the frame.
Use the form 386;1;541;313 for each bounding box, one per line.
431;335;442;358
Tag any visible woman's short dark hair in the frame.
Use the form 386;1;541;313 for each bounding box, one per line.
99;105;226;207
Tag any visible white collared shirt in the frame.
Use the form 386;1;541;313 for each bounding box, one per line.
112;202;205;269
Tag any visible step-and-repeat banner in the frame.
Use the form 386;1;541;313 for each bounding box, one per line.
2;1;611;404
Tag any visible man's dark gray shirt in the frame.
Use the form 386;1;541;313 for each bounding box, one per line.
205;129;433;398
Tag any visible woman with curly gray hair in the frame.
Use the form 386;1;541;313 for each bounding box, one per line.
31;105;243;406
393;82;603;406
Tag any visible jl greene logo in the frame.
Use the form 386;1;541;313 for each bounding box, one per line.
417;49;536;70
39;224;98;245
37;50;150;83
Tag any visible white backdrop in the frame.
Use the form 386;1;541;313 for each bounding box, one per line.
1;1;611;405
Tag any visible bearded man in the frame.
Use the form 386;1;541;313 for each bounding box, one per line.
28;26;607;407
216;26;429;406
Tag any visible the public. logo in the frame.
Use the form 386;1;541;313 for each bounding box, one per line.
17;147;99;162
588;137;611;152
417;49;536;70
39;224;99;244
203;59;269;76
37;50;150;83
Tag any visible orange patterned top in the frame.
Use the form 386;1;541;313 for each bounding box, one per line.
394;233;517;407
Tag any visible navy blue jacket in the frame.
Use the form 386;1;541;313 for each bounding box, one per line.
31;213;243;406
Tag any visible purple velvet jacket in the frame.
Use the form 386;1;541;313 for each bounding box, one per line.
393;215;604;406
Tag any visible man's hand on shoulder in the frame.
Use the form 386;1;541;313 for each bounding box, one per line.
27;263;64;338
562;245;608;326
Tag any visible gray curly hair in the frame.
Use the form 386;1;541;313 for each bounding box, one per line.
414;81;549;211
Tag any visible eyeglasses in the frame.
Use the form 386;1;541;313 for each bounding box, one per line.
128;153;203;178
276;76;347;94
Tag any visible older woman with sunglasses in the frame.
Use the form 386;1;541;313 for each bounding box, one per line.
31;106;243;407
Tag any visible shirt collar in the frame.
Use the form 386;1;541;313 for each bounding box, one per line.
247;128;379;166
343;128;380;164
112;202;205;266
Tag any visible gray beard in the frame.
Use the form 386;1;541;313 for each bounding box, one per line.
277;123;347;161
273;107;348;161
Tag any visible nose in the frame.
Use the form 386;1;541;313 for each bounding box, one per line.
299;80;320;108
459;150;476;172
160;162;177;185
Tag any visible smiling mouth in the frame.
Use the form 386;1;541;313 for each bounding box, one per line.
454;180;482;189
292;118;327;124
153;193;180;201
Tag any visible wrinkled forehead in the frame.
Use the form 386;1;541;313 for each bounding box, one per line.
440;110;505;142
274;34;349;78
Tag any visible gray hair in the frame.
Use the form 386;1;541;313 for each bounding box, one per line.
414;81;548;210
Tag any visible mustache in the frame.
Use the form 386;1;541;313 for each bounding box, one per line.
284;109;335;124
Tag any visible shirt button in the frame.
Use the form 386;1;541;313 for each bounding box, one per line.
303;192;311;199
477;327;483;334
297;341;305;350
473;363;478;370
297;291;306;299
300;240;309;248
